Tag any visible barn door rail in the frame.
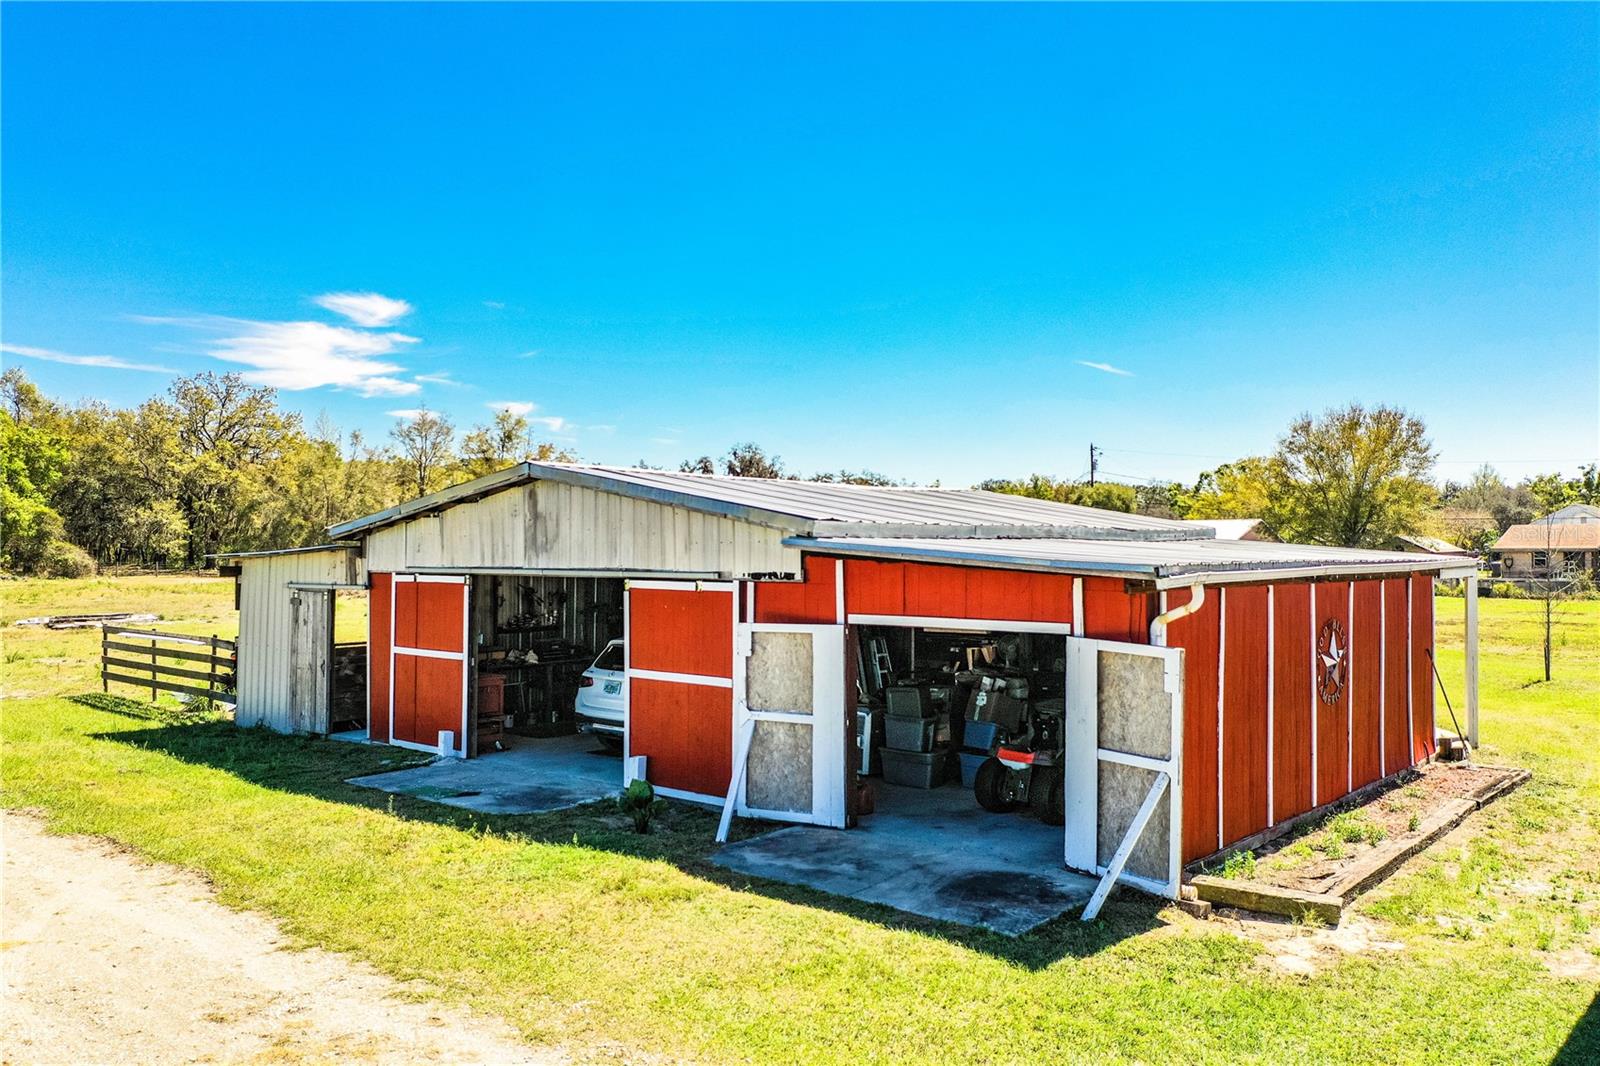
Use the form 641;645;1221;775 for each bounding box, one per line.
100;625;238;705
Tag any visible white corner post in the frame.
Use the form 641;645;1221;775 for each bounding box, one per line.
1464;572;1479;749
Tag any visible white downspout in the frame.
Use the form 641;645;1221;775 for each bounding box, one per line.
1150;583;1206;647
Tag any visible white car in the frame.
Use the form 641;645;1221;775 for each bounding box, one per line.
574;640;625;748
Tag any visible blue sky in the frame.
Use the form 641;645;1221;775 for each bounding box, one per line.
3;3;1596;486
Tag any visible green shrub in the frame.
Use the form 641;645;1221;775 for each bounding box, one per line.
39;540;97;578
1214;849;1257;880
1491;582;1526;600
616;779;665;834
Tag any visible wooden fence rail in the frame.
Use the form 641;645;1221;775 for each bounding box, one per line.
101;625;238;705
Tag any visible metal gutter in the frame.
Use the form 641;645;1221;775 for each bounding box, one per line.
784;537;1156;580
807;521;1207;542
211;543;359;563
1152;560;1467;589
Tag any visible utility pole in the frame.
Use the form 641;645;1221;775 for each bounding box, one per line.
1088;443;1101;487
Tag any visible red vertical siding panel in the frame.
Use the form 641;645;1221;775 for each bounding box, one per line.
1222;585;1270;847
391;578;418;649
1080;577;1152;643
754;556;838;624
843;560;905;616
414;582;467;653
628;679;734;797
1033;573;1076;625
965;568;1034;621
367;573;391;742
1271;582;1314;823
629;587;734;677
1411;575;1436;763
1167;586;1220;863
903;563;968;617
1383;579;1410;771
1315;581;1352;803
1352;581;1385;788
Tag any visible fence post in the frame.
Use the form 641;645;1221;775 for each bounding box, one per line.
150;637;158;703
209;635;218;707
101;625;109;693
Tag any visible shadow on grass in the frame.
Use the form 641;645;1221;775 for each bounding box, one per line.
1553;989;1599;1066
91;713;1167;968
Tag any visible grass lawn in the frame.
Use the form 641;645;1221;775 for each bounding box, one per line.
3;575;1596;1064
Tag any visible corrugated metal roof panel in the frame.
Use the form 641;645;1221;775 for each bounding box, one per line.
328;462;1214;541
791;536;1471;586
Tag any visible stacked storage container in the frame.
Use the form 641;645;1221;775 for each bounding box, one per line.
879;684;951;788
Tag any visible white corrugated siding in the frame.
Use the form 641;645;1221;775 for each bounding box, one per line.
236;548;363;733
362;481;800;576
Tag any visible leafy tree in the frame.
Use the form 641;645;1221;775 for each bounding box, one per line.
1180;457;1284;531
461;408;575;478
0;410;69;572
678;443;786;478
978;474;1136;513
723;442;785;479
390;409;457;496
810;469;901;486
1186;405;1436;547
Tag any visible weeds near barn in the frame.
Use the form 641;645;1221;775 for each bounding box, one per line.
3;577;1598;1064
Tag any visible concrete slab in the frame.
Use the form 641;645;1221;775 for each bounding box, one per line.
347;734;622;815
713;781;1095;935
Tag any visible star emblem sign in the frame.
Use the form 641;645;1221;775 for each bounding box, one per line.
1318;618;1348;703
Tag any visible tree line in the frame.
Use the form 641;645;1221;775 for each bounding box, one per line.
2;369;1594;576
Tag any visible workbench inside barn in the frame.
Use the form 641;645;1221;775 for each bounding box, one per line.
469;573;624;738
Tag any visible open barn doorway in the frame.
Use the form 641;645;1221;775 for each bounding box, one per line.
351;572;629;815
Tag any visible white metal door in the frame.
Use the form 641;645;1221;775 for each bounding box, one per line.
730;622;848;828
1063;637;1185;899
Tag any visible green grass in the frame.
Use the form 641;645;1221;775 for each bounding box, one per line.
3;577;1597;1064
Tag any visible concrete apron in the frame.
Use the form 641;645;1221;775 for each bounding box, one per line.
347;734;623;815
713;782;1095;936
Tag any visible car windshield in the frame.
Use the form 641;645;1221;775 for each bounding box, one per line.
593;642;624;672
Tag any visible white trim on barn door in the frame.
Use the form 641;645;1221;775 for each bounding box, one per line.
845;613;1072;635
718;621;847;838
1064;636;1186;903
621;579;738;798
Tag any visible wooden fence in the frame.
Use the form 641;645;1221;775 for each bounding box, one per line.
101;625;238;705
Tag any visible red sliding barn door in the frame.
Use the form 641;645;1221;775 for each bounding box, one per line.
625;581;736;801
389;574;469;756
369;573;392;743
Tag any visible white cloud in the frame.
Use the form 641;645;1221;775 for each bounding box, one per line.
488;401;536;416
386;408;426;419
530;416;570;433
1;342;173;374
209;319;421;396
1076;360;1134;377
483;300;506;310
415;371;463;387
314;291;413;328
515;349;541;359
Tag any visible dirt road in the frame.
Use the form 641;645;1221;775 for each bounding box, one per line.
1;811;561;1065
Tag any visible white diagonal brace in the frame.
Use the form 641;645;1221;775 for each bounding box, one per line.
1082;770;1171;922
715;717;758;844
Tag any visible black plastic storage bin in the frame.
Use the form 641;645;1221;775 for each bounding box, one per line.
880;746;951;789
885;712;936;753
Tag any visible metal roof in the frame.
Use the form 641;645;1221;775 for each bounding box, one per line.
327;462;1213;541
1493;523;1600;551
790;536;1477;588
212;543;358;563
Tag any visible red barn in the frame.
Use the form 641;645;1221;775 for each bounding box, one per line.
223;463;1480;901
